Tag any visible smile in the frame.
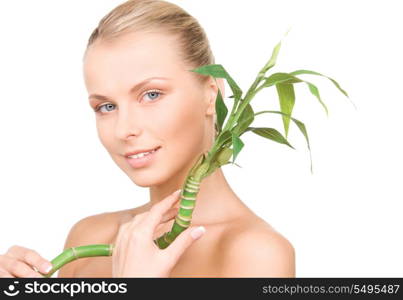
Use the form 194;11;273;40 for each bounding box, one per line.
125;146;161;168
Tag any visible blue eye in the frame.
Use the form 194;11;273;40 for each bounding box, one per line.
94;89;162;114
143;89;162;102
96;103;116;113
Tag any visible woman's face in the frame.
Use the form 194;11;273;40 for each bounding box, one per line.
83;31;216;187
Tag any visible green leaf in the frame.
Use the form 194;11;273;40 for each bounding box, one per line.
263;40;281;73
305;80;328;116
289;69;356;112
221;161;242;168
214;122;220;137
214;129;232;148
216;147;233;166
233;103;254;136
293;118;313;174
191;64;242;100
262;28;291;73
275;83;295;138
204;146;234;178
253;110;313;173
262;72;329;117
289;69;349;98
261;72;303;88
189;153;205;177
231;133;244;163
246;127;295;150
215;88;228;132
203;163;217;178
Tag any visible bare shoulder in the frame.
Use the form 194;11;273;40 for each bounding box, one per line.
217;215;295;277
57;207;139;277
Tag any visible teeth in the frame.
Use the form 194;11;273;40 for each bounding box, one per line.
129;148;157;159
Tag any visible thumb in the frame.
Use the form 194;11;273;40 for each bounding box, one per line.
165;226;206;262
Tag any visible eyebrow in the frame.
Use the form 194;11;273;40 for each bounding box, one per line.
88;76;170;101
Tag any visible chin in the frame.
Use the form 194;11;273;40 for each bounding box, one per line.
116;153;185;188
131;179;153;188
127;168;169;188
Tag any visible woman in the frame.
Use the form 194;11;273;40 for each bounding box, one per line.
0;0;295;278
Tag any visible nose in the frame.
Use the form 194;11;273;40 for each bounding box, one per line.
114;104;142;141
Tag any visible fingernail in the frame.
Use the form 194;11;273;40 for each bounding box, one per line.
40;262;52;274
174;189;181;195
191;226;206;240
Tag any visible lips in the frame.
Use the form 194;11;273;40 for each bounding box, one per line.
125;146;161;169
125;146;161;158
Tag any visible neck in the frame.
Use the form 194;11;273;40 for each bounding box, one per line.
148;167;246;225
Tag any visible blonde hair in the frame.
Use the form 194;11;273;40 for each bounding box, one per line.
84;0;219;137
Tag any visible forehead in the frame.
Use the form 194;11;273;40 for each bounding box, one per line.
83;31;188;86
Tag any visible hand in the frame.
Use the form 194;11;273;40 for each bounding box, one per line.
112;189;206;277
0;245;53;278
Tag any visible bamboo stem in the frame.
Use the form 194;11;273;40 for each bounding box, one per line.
42;244;113;278
153;175;201;249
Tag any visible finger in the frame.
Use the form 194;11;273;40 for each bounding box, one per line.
131;211;149;225
139;205;179;228
113;220;131;269
6;246;52;274
2;256;44;278
151;190;181;215
12;262;44;278
161;207;179;223
126;211;151;238
152;209;178;240
164;226;206;264
0;269;13;278
145;189;182;231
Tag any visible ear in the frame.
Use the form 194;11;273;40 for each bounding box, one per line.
206;77;225;116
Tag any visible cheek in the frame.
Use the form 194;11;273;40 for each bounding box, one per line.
158;94;205;155
96;120;114;150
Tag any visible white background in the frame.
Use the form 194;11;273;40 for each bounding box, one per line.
0;0;402;277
